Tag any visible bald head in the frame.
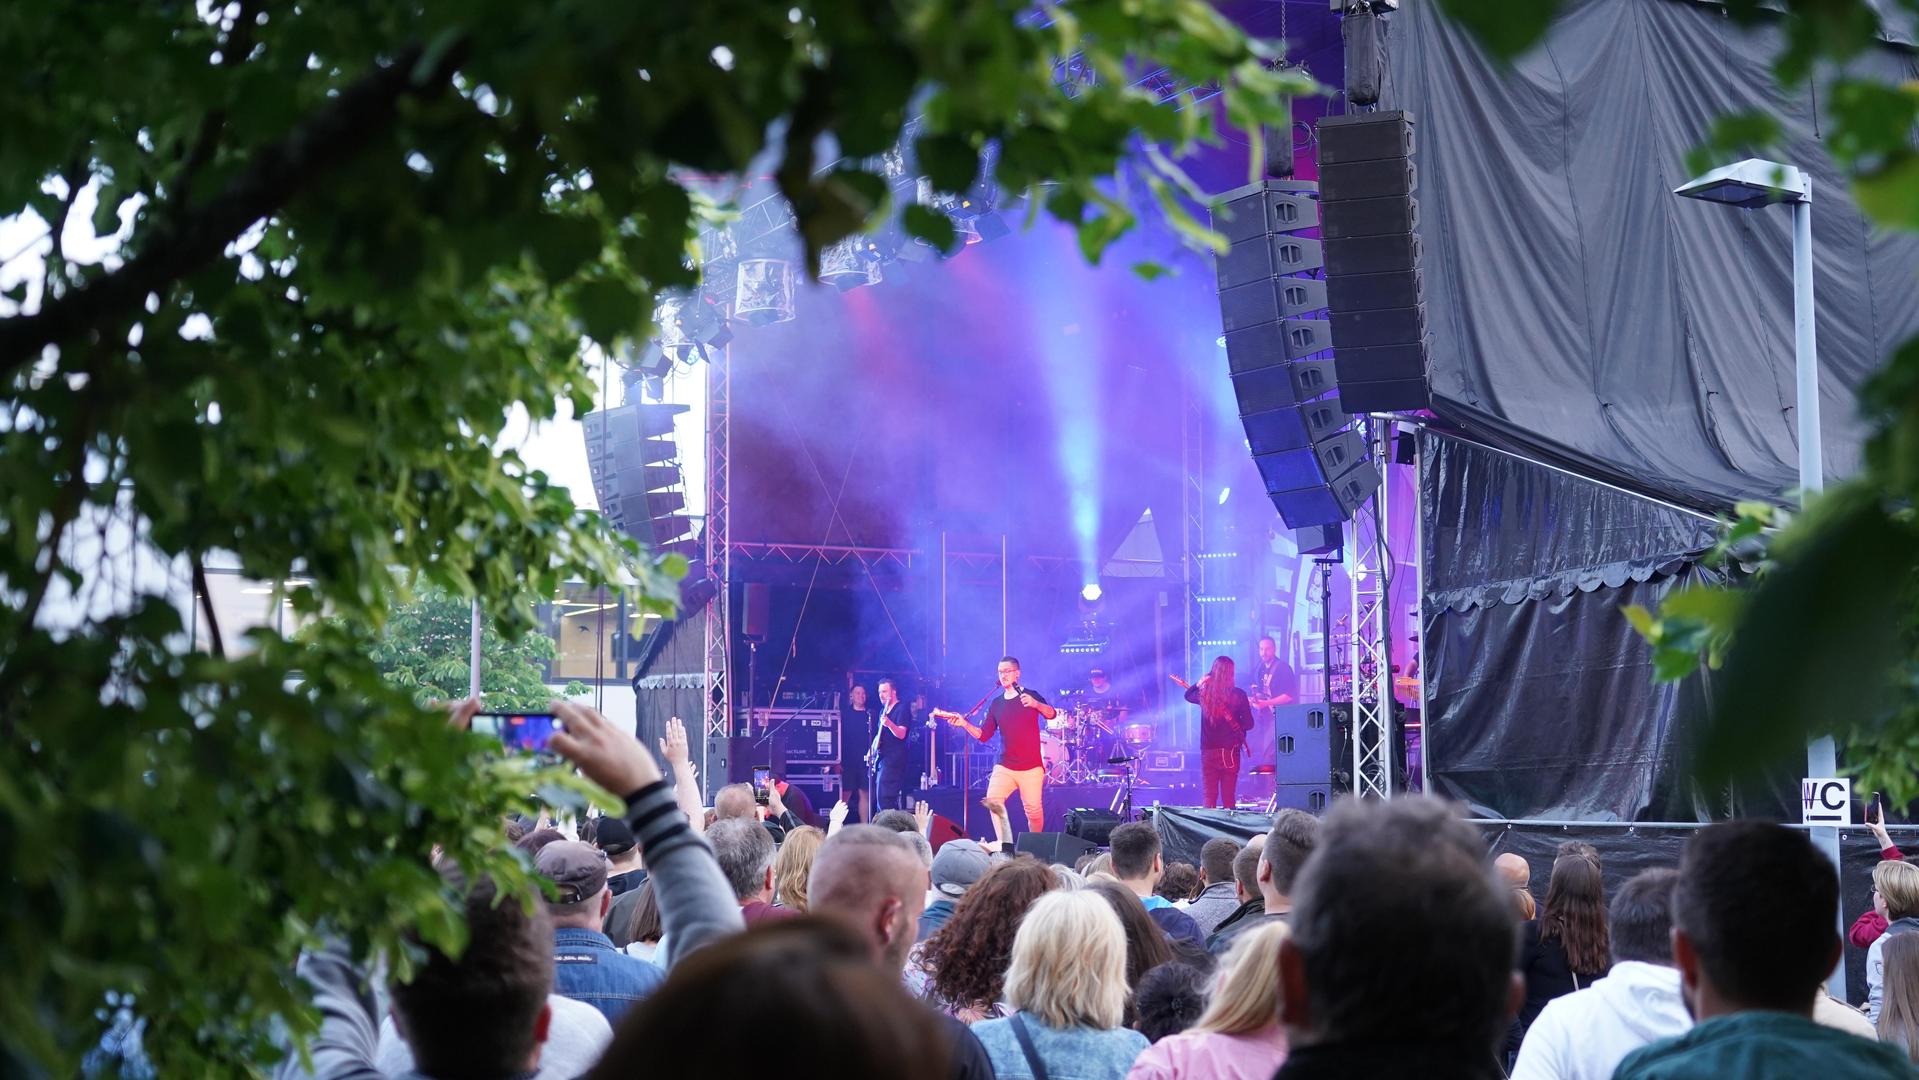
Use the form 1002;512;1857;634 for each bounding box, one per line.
1494;853;1531;890
714;784;758;821
809;825;929;972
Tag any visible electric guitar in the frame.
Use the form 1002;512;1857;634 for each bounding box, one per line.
932;707;982;740
865;706;907;770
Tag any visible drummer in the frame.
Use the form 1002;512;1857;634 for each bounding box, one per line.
1086;667;1131;722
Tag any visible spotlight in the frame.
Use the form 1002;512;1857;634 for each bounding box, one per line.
818;237;883;290
1217;487;1232;505
733;257;797;325
654;290;732;362
1080;583;1103;603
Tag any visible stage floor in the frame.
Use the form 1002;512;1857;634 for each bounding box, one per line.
917;776;1287;837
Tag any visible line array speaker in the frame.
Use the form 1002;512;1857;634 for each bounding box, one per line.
1316;110;1431;413
1209;180;1383;531
582;402;698;554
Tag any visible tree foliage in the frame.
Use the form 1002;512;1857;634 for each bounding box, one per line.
366;586;589;709
0;0;1300;1072
1446;1;1919;804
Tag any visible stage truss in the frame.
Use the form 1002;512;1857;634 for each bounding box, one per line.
1347;415;1396;799
702;343;733;754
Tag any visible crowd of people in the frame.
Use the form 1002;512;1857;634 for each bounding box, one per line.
275;701;1919;1080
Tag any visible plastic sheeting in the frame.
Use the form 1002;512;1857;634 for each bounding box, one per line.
1383;0;1919;511
1420;432;1797;821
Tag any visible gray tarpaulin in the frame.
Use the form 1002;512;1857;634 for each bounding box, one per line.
1382;0;1919;510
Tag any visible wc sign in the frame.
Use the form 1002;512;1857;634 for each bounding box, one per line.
1802;777;1853;826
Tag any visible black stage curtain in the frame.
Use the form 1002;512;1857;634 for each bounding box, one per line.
1383;0;1919;510
1421;432;1796;822
1153;811;1885;1004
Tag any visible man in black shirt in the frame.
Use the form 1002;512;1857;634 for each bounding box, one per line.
1247;635;1296;770
839;681;873;823
869;676;916;812
939;655;1057;845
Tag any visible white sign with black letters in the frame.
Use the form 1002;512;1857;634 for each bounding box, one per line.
1802;777;1852;826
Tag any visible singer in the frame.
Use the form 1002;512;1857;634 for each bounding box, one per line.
940;656;1056;845
1173;656;1254;809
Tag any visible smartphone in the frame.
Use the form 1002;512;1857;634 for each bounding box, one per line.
751;766;772;791
473;712;559;754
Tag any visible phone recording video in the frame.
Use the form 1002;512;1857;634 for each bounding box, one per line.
473;712;558;754
752;766;772;803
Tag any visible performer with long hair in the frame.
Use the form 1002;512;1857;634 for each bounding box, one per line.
1172;656;1254;809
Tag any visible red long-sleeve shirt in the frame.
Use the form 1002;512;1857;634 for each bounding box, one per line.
1851;844;1905;949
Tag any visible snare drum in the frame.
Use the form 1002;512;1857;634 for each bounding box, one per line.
1121;722;1154;748
1045;713;1074;732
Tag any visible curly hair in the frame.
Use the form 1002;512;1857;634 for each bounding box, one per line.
1541;853;1609;976
918;857;1058;1013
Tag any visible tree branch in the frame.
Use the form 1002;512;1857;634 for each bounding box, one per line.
0;36;468;379
173;0;262;210
191;554;226;659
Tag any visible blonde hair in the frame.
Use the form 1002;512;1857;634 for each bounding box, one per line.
1194;920;1290;1036
773;826;825;911
1879;861;1919;921
1002;890;1129;1030
1513;886;1537;921
1082;853;1113;879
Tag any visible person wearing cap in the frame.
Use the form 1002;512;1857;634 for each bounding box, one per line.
592;816;646;898
920;839;990;941
536;840;666;1024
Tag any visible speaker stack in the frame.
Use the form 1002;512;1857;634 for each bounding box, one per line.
1271;702;1333;813
1317;110;1431;413
1210;182;1384;532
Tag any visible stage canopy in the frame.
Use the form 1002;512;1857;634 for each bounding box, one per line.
1384;0;1919;511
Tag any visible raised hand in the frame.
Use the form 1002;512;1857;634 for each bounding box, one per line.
828;799;850;836
766;778;788;818
914;799;933;835
442;697;481;731
659;716;691;769
549;699;662;796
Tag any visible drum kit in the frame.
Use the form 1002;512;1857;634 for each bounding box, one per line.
1044;691;1153;784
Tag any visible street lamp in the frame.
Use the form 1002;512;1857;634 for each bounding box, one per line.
1675;155;1836;994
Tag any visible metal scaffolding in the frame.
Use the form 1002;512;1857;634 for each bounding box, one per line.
1347;415;1396;799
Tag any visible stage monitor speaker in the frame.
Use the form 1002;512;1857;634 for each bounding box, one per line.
1272;703;1333;787
1016;831;1098;865
927;812;966;855
1269;460;1384;528
1271;784;1331;813
1296;523;1342;555
1064;807;1122;846
741;582;770;640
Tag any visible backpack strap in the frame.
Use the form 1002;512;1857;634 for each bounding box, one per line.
1008;1014;1052;1080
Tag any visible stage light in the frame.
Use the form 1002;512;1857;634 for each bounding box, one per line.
819;236;883;290
1080;583;1103;603
654;290;732;362
734;257;797;325
1217;487;1231;505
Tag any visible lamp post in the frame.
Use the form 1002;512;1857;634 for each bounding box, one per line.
1675;157;1837;995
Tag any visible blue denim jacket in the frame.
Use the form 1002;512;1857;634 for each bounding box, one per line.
551;927;665;1024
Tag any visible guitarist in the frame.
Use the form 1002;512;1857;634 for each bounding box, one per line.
867;677;915;812
1245;635;1295;773
935;656;1057;846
